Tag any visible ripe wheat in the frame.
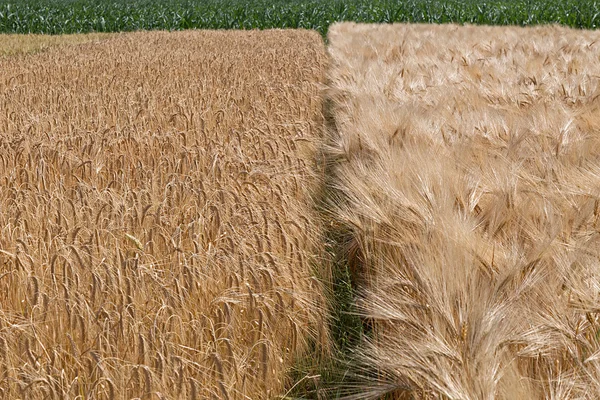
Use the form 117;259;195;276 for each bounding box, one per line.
327;22;600;399
0;32;113;56
0;29;329;399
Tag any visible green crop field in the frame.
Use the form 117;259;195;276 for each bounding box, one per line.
1;0;599;35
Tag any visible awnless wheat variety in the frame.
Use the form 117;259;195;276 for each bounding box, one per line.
327;23;600;399
0;30;329;399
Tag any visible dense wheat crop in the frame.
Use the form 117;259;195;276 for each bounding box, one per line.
327;23;600;399
0;32;113;56
0;29;329;399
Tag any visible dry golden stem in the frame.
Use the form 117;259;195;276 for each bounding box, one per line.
0;29;330;399
327;23;600;400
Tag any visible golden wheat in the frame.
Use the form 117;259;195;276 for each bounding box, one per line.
0;29;329;399
0;33;114;56
327;23;600;399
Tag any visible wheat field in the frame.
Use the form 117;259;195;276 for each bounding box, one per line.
0;30;329;399
0;33;114;56
5;21;600;400
327;23;600;399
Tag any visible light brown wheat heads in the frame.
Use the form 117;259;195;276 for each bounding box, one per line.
0;32;114;56
327;23;600;399
0;30;329;399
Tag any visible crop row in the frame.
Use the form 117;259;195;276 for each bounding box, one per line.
1;0;600;35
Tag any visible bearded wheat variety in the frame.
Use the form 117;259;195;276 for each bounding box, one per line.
327;23;600;399
0;30;329;399
0;33;113;56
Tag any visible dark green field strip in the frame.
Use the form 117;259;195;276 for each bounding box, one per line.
1;0;599;35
